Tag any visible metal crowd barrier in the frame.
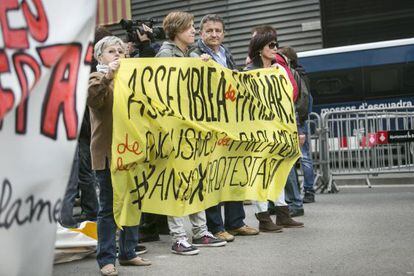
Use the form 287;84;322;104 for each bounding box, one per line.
304;112;324;191
315;107;414;192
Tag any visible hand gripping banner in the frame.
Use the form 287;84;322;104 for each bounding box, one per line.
112;58;300;227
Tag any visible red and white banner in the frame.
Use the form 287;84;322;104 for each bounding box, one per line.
0;1;96;275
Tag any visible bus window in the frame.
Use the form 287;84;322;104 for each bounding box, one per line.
402;62;414;90
309;68;363;105
365;62;414;99
366;65;400;98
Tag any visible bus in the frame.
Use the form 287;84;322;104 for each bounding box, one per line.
297;38;414;114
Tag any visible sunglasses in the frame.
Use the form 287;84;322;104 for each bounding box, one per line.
267;42;279;49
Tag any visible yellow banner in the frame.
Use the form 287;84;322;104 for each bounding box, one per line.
112;58;300;227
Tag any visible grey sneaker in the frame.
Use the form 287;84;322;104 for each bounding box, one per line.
171;238;200;255
192;233;227;247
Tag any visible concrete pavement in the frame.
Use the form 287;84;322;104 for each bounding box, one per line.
53;185;414;276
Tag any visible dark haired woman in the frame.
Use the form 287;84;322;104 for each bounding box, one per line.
245;26;304;233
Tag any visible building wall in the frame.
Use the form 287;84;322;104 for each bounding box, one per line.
109;0;322;66
320;0;414;47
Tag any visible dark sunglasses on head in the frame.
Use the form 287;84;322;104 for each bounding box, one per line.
268;42;279;49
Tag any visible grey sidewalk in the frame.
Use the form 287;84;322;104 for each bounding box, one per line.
53;185;414;276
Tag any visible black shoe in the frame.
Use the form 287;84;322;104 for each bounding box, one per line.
303;192;315;203
135;245;148;255
138;232;160;243
289;208;304;217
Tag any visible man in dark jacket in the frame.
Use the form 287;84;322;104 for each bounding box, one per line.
190;14;259;242
190;15;236;70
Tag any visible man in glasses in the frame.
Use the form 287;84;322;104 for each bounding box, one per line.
190;14;259;243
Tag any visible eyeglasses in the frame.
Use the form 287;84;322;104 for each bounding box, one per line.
267;42;279;49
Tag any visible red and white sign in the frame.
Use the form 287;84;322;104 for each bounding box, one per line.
0;1;96;275
377;131;389;144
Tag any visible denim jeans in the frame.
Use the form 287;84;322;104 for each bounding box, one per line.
96;167;138;268
78;140;98;220
300;135;315;193
167;212;209;242
284;168;303;210
206;201;245;233
60;150;79;227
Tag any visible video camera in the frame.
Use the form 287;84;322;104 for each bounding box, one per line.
120;18;165;45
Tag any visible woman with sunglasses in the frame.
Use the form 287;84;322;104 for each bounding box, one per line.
245;40;279;70
246;25;298;101
244;26;304;233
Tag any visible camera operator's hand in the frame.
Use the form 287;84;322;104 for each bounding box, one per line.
105;60;120;80
136;24;152;42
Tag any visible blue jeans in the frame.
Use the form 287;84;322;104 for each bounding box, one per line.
78;140;98;220
96;167;138;268
284;168;303;210
300;135;315;193
206;201;245;233
60;150;79;227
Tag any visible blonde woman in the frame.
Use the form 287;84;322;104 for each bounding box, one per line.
156;11;226;255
